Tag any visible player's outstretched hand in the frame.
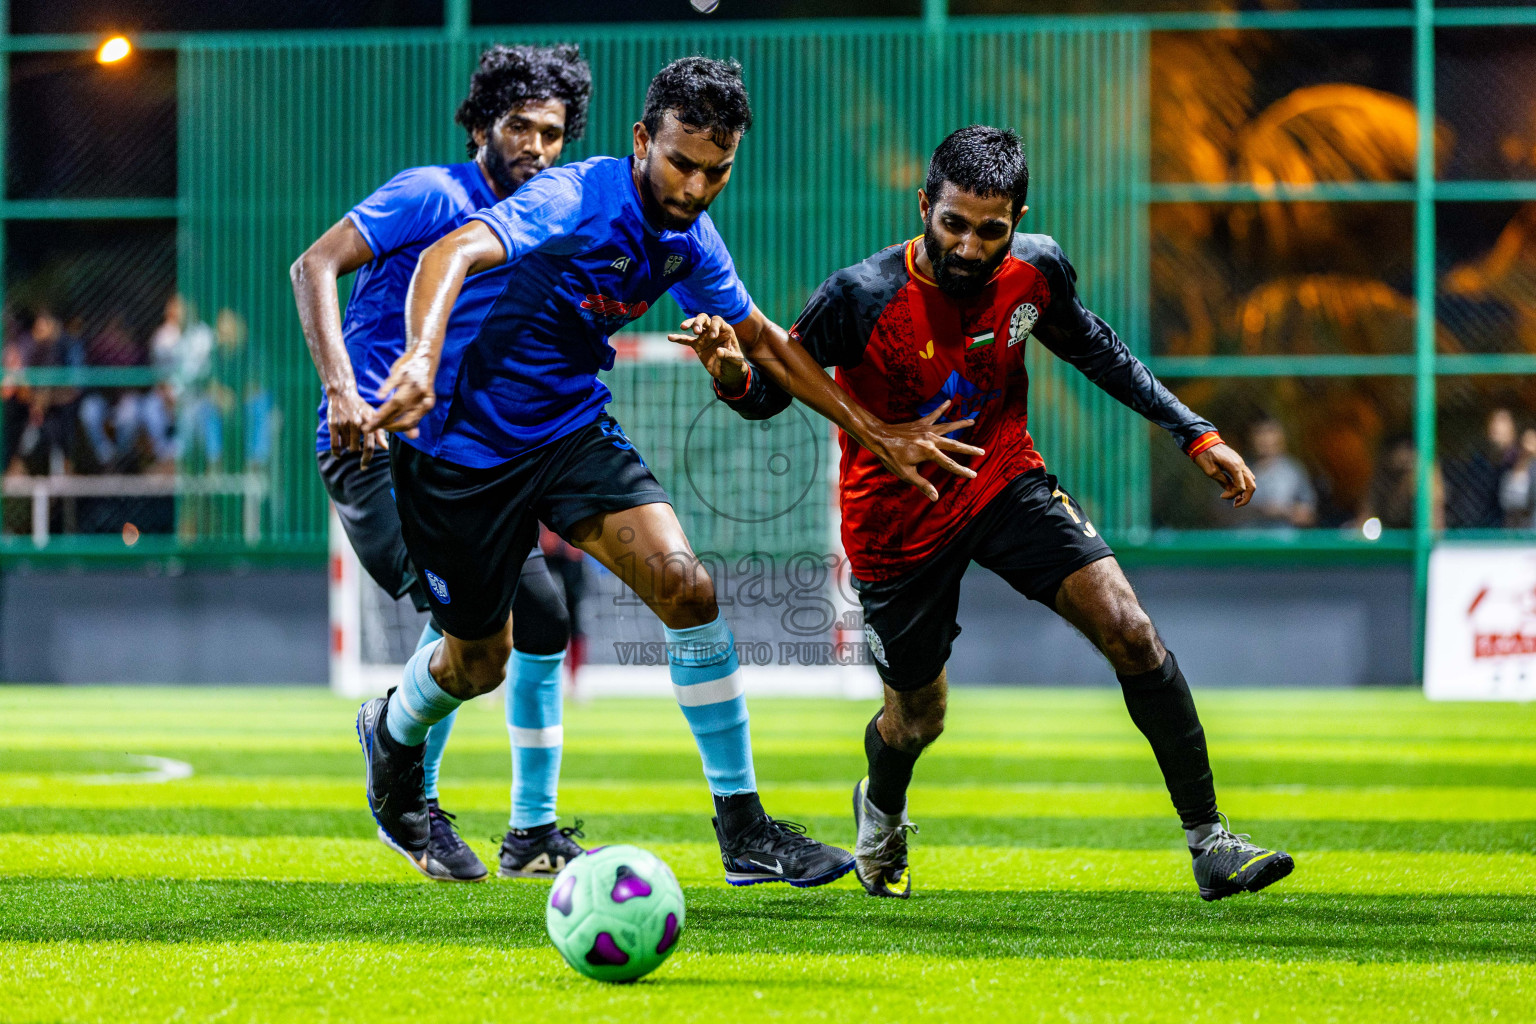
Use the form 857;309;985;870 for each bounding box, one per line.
364;351;433;439
668;314;749;391
867;400;986;502
1196;442;1257;508
327;386;390;469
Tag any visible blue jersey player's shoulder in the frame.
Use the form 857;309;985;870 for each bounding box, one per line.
347;162;492;260
469;155;624;265
671;209;754;325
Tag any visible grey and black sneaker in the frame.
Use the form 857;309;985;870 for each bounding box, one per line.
356;692;430;872
852;777;918;898
1191;817;1295;902
403;799;489;882
498;820;588;879
714;815;856;888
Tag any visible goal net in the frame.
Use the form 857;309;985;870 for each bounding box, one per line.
330;332;879;700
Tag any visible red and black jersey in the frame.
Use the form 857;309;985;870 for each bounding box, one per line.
720;233;1219;582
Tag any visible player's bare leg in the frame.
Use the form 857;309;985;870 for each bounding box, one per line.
853;673;942;896
567;502;855;888
1053;558;1294;900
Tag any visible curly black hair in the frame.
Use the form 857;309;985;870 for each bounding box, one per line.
926;125;1029;216
641;56;752;150
455;44;592;156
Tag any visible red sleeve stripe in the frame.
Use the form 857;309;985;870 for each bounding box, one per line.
713;365;753;402
1186;431;1223;458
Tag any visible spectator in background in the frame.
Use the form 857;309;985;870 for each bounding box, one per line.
1446;407;1519;528
1500;426;1536;529
1354;433;1433;531
148;294;212;470
8;308;84;475
1242;416;1317;528
77;313;163;472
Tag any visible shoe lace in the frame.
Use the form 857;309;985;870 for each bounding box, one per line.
559;818;586;842
741;817;821;855
869;820;919;861
428;805;469;850
1205;814;1264;857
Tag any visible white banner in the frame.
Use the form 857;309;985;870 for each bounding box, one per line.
1425;543;1536;701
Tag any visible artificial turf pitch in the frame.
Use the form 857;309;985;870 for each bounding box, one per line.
3;686;1533;1022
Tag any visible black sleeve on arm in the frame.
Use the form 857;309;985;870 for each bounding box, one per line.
1030;239;1216;452
715;270;867;422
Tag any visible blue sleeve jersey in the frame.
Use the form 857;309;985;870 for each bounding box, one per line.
315;161;497;453
399;154;755;469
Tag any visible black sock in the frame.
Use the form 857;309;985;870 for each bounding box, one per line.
508;822;555;839
1116;651;1219;831
864;713;920;816
713;791;765;839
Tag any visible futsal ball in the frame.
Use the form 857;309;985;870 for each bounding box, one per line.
546;845;686;983
691;0;720;12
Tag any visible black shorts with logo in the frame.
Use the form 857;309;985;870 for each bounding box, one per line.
390;414;670;641
853;468;1114;691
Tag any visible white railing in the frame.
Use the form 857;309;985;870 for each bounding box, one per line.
2;472;268;546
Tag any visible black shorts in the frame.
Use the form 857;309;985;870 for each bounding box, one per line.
319;448;428;611
320;449;571;649
390;414;670;641
853;468;1114;691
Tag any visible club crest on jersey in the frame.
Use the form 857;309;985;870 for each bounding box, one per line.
425;570;451;605
1008;303;1040;346
580;293;650;330
663;254;686;276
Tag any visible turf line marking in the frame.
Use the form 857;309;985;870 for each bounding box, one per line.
79;756;193;786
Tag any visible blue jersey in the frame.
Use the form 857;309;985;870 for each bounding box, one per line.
317;161;498;453
398;155;754;468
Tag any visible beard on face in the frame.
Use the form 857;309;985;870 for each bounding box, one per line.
482;142;542;195
923;221;1007;300
637;156;707;231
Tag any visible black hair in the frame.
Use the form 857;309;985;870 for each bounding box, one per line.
456;43;592;156
925;125;1029;216
641;56;752;150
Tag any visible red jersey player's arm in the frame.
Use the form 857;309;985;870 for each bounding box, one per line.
364;219;508;437
290;217;386;463
1029;238;1255;507
675;308;983;502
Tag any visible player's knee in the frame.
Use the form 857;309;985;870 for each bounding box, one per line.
1101;604;1163;674
513;604;570;657
456;636;512;696
885;696;946;752
652;563;719;628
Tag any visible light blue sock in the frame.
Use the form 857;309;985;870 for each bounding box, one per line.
666;615;757;796
507;650;566;830
385;638;461;747
416;621;451;799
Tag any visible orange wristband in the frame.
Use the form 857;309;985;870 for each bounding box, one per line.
713;365;753;401
1186;431;1223;458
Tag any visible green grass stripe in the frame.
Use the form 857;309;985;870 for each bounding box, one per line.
10;806;1533;853
5;879;1534;965
5;688;1536;743
10;745;1532;787
15;732;1536;766
8;834;1534;894
3;938;1533;1023
8;777;1536;820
